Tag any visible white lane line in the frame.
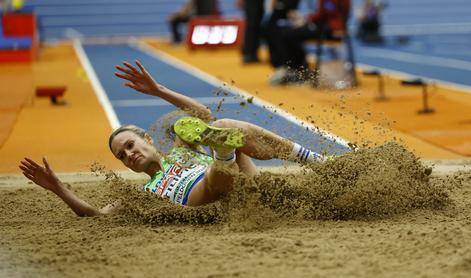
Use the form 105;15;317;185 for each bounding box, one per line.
112;97;243;107
359;48;471;72
412;129;471;138
128;37;350;148
64;28;84;40
358;62;471;94
382;22;471;36
73;39;121;129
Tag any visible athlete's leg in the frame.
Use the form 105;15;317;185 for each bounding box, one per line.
180;118;281;205
235;150;259;176
174;116;325;163
186;160;239;206
211;118;323;162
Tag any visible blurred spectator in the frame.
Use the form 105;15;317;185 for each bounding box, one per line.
1;0;23;11
236;0;264;63
356;0;386;43
262;0;301;69
0;0;20;11
168;0;220;44
270;0;351;85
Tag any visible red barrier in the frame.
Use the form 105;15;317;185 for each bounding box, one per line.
2;13;36;37
36;86;67;105
0;49;32;63
0;13;38;63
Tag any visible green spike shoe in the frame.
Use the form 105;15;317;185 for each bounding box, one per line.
173;117;245;150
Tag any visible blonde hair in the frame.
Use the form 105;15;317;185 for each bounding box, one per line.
108;125;147;152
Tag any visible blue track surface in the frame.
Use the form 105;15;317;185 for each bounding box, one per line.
355;35;471;86
352;0;471;87
82;42;351;166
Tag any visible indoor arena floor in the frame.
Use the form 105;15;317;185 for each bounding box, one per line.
1;39;470;277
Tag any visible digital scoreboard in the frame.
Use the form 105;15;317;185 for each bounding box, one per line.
186;17;244;49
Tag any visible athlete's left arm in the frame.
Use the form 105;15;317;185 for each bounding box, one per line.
115;60;213;122
19;157;119;217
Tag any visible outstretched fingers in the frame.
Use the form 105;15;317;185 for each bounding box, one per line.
135;60;147;74
115;65;136;76
115;60;155;93
19;165;33;176
115;60;146;82
123;61;140;74
114;72;136;82
24;157;41;169
19;163;38;183
20;160;39;173
43;157;53;172
19;157;48;176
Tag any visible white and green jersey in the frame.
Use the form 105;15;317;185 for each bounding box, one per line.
144;148;213;205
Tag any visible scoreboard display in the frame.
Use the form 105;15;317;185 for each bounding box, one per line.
186;17;245;49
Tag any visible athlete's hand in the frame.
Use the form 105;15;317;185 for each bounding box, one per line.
19;157;63;193
115;60;161;95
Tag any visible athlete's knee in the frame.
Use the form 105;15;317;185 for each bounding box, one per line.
212;118;237;128
212;118;252;131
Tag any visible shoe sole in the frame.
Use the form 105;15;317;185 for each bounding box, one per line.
173;117;245;149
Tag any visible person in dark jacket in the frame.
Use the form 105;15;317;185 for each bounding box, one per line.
262;0;301;69
236;0;265;63
356;0;386;43
270;0;351;85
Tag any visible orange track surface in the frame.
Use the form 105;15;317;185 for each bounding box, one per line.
0;64;33;148
0;43;125;173
0;40;470;174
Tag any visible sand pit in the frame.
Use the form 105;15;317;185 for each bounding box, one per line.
1;143;471;277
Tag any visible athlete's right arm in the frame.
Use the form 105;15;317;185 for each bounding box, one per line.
114;60;213;122
19;157;118;217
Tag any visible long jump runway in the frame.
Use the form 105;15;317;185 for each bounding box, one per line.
78;40;351;166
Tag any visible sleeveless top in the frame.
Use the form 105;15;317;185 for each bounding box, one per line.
144;148;213;205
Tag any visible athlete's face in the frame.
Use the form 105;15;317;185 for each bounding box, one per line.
110;131;158;173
